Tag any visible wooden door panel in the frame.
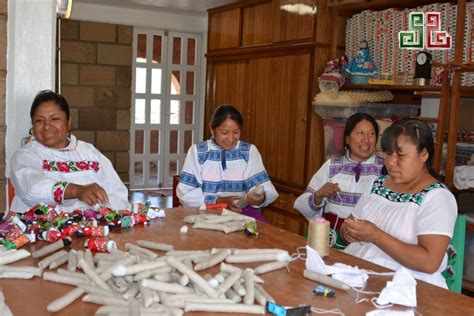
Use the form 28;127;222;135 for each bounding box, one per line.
208;9;241;50
205;60;251;140
271;0;314;43
242;2;273;47
250;54;310;187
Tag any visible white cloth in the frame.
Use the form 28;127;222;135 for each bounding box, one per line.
294;154;384;219
376;267;417;307
177;139;278;207
10;135;130;213
345;176;457;288
454;165;474;190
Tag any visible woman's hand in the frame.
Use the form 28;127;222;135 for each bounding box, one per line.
65;183;109;206
216;196;241;212
342;216;381;243
340;214;357;243
314;182;340;205
247;191;265;206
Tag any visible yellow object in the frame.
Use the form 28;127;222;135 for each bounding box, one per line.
368;79;395;85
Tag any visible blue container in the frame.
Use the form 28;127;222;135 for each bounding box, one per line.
131;192;146;204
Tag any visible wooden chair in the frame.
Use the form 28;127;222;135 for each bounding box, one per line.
172;175;180;207
442;214;466;293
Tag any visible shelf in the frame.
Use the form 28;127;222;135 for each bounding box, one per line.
333;0;454;17
463;279;474;293
341;84;474;97
452;187;474;193
342;84;441;91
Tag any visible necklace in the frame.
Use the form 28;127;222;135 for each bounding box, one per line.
33;135;79;153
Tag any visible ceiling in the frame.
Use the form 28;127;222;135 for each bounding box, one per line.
74;0;237;15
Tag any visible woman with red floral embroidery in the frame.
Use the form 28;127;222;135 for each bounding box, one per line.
9;90;130;213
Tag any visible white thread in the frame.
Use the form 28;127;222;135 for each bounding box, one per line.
311;307;345;315
307;217;330;257
370;297;393;309
284;247;308;273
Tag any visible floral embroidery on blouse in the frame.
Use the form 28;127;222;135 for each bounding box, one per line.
53;181;68;204
371;175;447;205
43;160;100;173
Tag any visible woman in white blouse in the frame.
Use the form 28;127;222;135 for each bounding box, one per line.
10;90;129;213
341;118;457;288
177;105;278;221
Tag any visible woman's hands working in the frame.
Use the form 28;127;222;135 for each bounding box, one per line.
341;215;451;274
247;191;265;206
314;182;341;205
340;215;381;243
65;183;109;206
216;196;241;212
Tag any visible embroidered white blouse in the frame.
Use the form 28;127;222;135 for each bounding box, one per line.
345;175;457;288
177;139;278;208
294;154;384;220
9;135;130;213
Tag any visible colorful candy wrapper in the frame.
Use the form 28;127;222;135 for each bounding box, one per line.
83;209;99;221
132;214;148;225
79;225;109;237
26;222;42;235
61;223;81;237
4;226;22;242
12;234;29;249
84;237;117;253
117;215;134;229
71;209;83;222
40;229;63;243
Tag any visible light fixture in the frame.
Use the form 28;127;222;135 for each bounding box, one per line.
280;0;317;15
56;0;73;19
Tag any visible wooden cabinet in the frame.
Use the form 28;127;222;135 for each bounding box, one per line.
248;54;310;188
206;0;331;236
262;190;309;235
208;9;241;50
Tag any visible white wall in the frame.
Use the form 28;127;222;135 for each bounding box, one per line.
5;1;209;178
71;2;208;143
6;0;57;175
71;2;208;33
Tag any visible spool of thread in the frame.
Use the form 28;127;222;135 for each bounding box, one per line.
307;217;329;257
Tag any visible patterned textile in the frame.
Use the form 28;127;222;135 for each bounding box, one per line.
52;181;68;204
177;139;278;208
294;154;384;220
371;175;447;205
10;135;130;213
43;160;100;173
345;175;457;288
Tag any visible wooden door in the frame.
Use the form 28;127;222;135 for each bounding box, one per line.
205;60;251;140
248;53;311;188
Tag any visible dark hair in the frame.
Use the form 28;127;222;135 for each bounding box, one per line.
210;104;243;129
381;118;439;179
30;90;70;121
343;113;379;153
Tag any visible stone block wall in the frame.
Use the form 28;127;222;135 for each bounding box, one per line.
0;0;7;208
61;20;132;183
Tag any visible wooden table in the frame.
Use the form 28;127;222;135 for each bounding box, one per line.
1;208;473;315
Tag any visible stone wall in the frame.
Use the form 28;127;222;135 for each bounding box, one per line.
61;20;132;183
0;0;7;208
